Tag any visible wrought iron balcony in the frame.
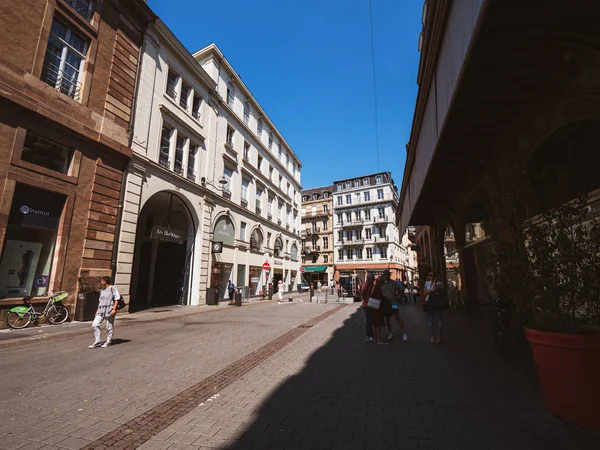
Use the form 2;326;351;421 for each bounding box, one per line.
166;85;177;100
65;0;93;21
41;62;82;101
174;161;184;176
158;152;170;169
187;169;196;182
192;109;201;120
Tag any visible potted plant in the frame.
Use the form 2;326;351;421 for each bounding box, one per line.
487;171;600;429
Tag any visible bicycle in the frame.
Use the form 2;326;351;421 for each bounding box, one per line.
6;291;69;329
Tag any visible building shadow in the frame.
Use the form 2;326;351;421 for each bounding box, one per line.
225;305;600;450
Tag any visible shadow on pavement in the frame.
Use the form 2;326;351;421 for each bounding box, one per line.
226;305;600;450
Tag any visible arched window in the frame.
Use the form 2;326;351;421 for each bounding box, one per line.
250;228;263;251
323;192;330;198
290;243;298;261
312;193;319;200
274;237;283;257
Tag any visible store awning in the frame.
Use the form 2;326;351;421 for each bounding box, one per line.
301;266;327;272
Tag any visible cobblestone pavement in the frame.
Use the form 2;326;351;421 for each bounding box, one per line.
1;301;598;450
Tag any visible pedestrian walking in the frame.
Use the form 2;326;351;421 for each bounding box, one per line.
227;280;235;305
89;276;121;349
381;270;408;341
361;274;375;341
425;272;444;344
329;279;335;295
369;275;387;345
277;279;284;301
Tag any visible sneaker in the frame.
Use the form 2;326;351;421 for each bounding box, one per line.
387;333;394;340
101;342;111;348
88;342;102;349
403;333;408;342
366;337;374;342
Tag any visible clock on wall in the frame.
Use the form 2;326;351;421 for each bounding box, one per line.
212;241;223;253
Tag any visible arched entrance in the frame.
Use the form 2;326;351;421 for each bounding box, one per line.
131;191;195;311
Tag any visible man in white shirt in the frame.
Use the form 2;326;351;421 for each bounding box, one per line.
89;276;121;349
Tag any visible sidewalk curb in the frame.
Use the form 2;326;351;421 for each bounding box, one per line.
0;298;278;350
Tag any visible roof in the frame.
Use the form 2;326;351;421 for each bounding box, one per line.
301;185;335;197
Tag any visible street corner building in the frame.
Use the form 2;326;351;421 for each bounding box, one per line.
113;29;303;310
0;0;155;326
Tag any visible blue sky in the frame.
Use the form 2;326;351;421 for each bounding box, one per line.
148;0;423;189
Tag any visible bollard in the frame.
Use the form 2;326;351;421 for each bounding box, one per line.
309;287;314;302
289;296;293;302
268;285;273;300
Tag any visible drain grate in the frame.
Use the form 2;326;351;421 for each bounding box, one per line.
86;305;344;449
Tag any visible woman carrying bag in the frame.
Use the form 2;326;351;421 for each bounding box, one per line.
367;276;388;345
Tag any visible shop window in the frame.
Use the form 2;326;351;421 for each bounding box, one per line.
290;243;298;260
22;131;74;175
0;184;66;297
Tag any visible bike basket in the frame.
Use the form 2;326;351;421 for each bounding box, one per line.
53;292;68;302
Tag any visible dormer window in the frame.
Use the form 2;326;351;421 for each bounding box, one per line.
302;195;309;202
345;181;351;189
376;175;383;184
312;193;319;200
363;177;370;186
354;180;360;188
323;192;329;198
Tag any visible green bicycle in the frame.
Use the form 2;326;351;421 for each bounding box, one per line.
6;291;69;329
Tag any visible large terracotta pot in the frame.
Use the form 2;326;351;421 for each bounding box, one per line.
525;328;600;429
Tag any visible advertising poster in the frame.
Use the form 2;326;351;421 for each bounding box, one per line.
0;240;42;297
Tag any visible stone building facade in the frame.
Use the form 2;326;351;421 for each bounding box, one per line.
300;185;334;285
0;0;154;325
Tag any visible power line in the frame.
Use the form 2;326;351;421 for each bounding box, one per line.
369;0;380;171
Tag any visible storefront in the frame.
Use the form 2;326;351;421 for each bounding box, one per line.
249;265;263;296
0;184;66;298
301;265;328;287
211;261;233;300
211;215;235;300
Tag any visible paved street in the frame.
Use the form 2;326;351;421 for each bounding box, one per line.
1;301;598;450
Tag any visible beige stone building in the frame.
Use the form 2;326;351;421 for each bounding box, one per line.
300;186;334;286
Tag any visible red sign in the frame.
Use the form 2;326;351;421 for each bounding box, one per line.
300;267;305;273
262;262;271;271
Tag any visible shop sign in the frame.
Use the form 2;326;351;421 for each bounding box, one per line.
214;217;234;246
274;259;283;266
150;225;184;244
9;185;66;230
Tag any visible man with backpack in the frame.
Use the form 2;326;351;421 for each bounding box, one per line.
89;276;122;349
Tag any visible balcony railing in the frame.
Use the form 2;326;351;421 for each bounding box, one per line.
268;213;272;220
192;109;201;120
187;169;196;182
41;62;82;101
241;199;248;208
174;161;184;176
166;84;177;100
334;194;397;208
158;152;170;169
66;0;93;21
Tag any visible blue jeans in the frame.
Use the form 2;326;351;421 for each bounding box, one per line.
428;309;444;339
363;307;373;338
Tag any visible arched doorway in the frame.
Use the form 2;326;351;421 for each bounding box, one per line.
131;192;195;311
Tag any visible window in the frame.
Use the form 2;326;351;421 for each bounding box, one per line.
243;141;250;160
240;222;247;241
267;232;271;248
256;189;262;213
338;230;343;241
251;228;263;251
337;213;343;224
227;85;234;107
241;179;249;203
22;132;74;175
66;0;93;21
323;192;329;199
269;166;273;180
312;256;317;263
302;195;308;202
323;255;328;263
174;134;185;175
257;118;263;137
226;125;234;146
323;204;328;213
166;68;178;99
363;177;370;186
337;183;343;191
378;207;385;218
268;197;274;218
257;156;263;170
366;228;372;239
41;19;88;101
287;182;290;197
187;144;197;181
345;194;351;205
268;133;273;150
180;82;190;109
357;249;363;259
345;212;351;222
323;237;328;249
243;102;250;125
366;248;373;259
365;209;371;220
381;246;387;258
312;193;318;200
376;175;383;184
192;95;202;119
355;193;360;203
364;192;370;202
348;249;353;259
338;249;343;259
337;196;343;206
278;147;283;161
159;125;172;168
223;166;233;192
279;175;282;189
377;189;384;200
345;181;351;189
354;180;360;188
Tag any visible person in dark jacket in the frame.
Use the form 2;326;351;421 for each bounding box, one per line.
361;274;375;341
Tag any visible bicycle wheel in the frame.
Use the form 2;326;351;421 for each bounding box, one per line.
6;311;32;329
46;305;68;324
